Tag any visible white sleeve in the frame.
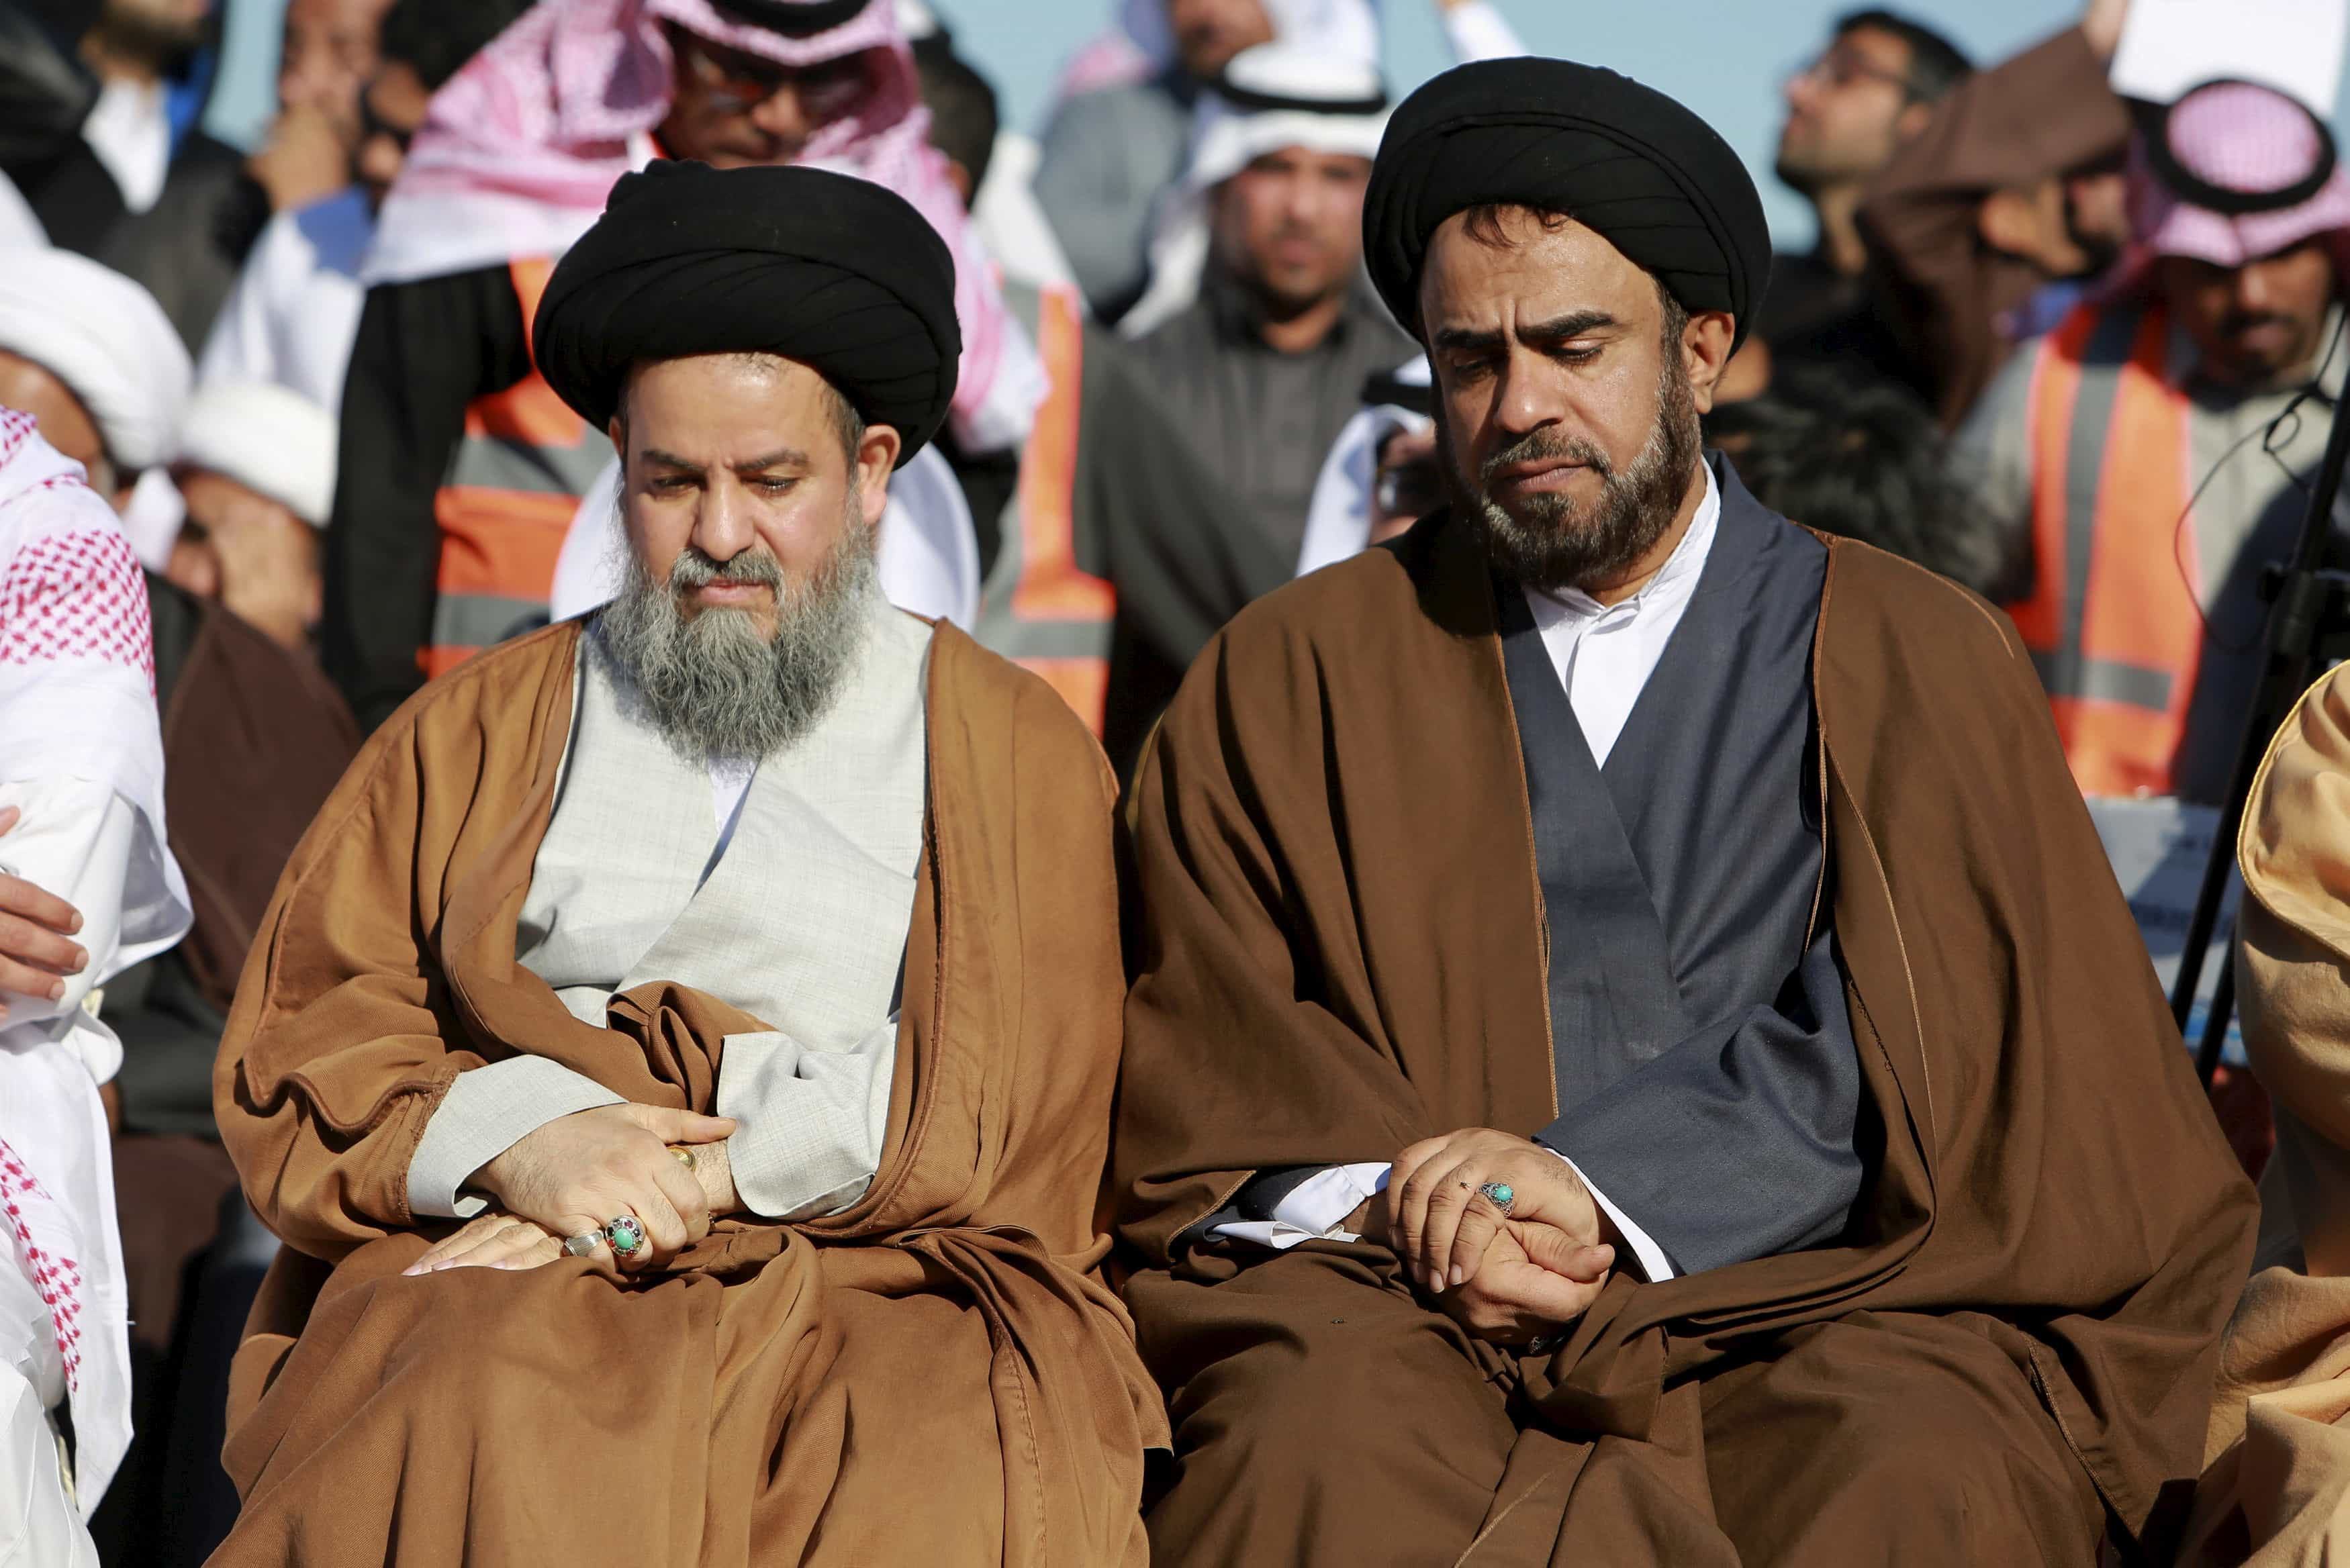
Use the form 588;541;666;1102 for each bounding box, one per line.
1546;1148;1678;1281
1208;1162;1390;1249
0;779;136;1083
716;1020;897;1222
404;1057;624;1220
1442;1;1527;62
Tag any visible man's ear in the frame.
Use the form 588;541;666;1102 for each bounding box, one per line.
1683;309;1738;416
1895;99;1934;143
606;413;628;462
855;425;902;528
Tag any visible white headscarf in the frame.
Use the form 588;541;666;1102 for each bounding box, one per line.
0;248;189;475
1119;41;1390;338
1298;352;1430;576
175;381;339;528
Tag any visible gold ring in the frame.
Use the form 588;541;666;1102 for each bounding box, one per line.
669;1144;697;1171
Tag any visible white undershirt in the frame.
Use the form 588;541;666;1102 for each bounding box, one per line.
81;77;169;215
1207;466;1724;1283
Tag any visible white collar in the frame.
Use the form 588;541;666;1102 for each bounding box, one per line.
1529;461;1720;626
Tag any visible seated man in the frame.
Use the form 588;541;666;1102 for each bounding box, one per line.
209;163;1161;1565
1115;58;2257;1565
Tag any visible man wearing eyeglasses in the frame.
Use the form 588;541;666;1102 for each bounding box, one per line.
1757;8;1971;398
318;0;1025;735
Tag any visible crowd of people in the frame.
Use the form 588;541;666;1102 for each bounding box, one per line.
3;0;2350;1561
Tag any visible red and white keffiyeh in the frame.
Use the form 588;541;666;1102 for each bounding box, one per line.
367;0;1044;450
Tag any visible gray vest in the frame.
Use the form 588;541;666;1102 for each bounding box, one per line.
516;595;931;1048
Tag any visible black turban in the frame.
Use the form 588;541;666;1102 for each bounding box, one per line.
1362;58;1771;352
533;160;961;466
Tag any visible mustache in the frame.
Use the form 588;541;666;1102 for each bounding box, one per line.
2220;310;2293;336
1480;428;1615;486
668;547;784;592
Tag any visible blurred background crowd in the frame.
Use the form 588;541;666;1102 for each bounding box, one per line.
1;0;2344;1558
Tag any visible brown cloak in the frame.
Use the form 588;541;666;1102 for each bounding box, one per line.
211;618;1164;1566
1115;509;2255;1563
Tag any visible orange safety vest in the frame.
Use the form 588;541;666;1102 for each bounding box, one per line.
973;282;1117;734
2009;299;2202;798
420;258;612;681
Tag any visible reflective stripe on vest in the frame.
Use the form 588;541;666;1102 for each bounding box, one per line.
972;283;1117;733
2011;300;2201;798
422;257;612;681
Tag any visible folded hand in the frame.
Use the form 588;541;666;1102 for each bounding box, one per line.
1425;1218;1613;1345
403;1212;571;1276
473;1102;735;1271
0;805;88;1016
1380;1127;1613;1295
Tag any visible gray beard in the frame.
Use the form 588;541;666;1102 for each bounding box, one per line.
596;511;878;764
1445;350;1703;596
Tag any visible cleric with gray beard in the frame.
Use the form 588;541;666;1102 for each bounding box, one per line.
199;160;1164;1564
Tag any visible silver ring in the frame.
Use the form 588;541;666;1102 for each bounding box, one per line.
563;1231;601;1258
1475;1180;1517;1215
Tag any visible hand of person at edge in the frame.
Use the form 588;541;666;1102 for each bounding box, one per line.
471;1103;735;1272
1381;1128;1616;1297
0;806;89;1017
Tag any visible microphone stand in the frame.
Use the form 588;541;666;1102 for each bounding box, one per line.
2173;381;2350;1083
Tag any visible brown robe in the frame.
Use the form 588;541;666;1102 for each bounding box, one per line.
1115;508;2257;1565
209;618;1165;1566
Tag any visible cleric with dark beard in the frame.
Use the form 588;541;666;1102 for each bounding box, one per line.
1113;56;2253;1567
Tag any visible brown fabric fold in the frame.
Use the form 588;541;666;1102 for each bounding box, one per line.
1115;509;2255;1559
211;618;1164;1565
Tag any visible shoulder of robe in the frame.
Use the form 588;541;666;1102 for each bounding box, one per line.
928;621;1117;802
1205;531;1429;671
1811;530;2035;709
335;620;582;791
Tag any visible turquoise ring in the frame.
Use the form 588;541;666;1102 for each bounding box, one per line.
605;1216;647;1257
1475;1181;1516;1214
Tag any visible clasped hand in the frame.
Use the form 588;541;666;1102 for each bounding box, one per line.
1367;1128;1619;1345
403;1102;736;1277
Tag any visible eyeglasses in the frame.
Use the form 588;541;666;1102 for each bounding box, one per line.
672;32;872;120
1787;50;1920;100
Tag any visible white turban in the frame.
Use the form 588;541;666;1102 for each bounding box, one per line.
0;246;189;474
1120;43;1391;337
175;381;339;528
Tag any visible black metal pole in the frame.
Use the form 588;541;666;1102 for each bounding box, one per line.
2171;385;2350;1078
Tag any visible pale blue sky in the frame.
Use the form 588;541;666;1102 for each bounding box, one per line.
201;0;2318;251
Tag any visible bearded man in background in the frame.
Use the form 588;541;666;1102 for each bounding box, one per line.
208;162;1160;1565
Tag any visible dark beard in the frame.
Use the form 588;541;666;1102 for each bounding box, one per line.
596;506;878;763
92;0;206;76
1444;348;1702;595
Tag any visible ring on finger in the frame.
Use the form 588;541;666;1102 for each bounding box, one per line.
1476;1180;1516;1215
605;1215;647;1257
563;1231;602;1258
668;1144;697;1171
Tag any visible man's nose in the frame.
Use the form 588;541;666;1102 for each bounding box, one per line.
1493;354;1567;436
692;481;759;562
747;82;816;146
2235;261;2281;315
